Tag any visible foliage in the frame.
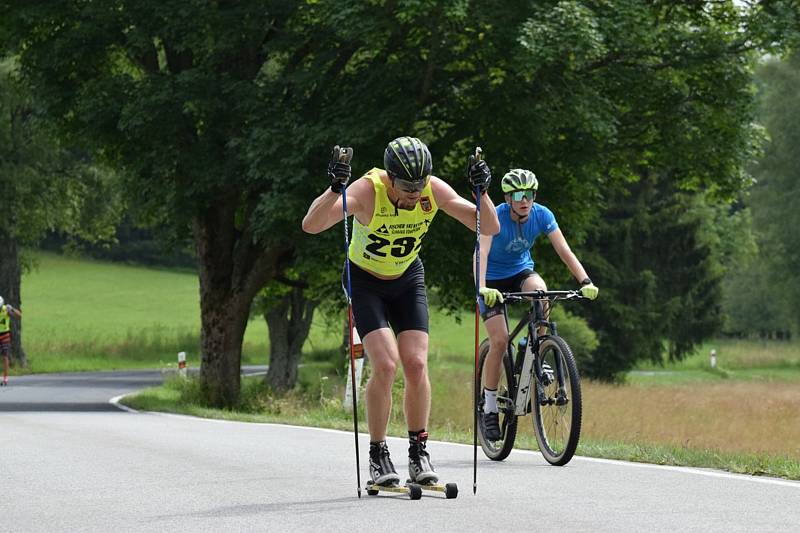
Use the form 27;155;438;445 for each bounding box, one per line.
549;306;599;369
582;183;726;379
4;1;799;395
746;50;800;334
0;58;120;247
41;218;197;270
2;1;315;405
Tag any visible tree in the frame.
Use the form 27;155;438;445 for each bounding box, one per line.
5;0;797;397
420;1;798;376
251;270;328;392
748;50;800;333
0;59;119;367
2;2;311;406
580;181;727;379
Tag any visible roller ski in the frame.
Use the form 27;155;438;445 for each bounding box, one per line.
405;478;459;499
365;480;422;500
365;441;422;499
406;430;458;499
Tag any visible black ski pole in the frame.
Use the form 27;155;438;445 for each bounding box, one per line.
338;145;361;498
472;146;483;495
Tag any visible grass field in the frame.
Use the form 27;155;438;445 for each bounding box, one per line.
17;251;800;478
20;252;265;371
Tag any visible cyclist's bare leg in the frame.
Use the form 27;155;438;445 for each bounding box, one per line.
362;327;400;441
397;329;430;431
483;314;509;390
522;273;548;334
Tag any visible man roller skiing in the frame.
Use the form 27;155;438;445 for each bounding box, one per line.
0;296;22;386
302;136;500;486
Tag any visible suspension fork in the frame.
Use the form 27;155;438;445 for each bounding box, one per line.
530;300;570;405
530;301;546;384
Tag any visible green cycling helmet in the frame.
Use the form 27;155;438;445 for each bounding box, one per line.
501;169;538;192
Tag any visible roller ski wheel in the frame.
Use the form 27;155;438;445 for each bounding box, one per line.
365;481;422;500
0;380;7;387
406;479;459;499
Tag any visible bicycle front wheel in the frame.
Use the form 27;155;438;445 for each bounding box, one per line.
532;335;582;466
477;339;518;461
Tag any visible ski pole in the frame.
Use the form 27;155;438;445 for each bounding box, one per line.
337;145;361;498
472;146;483;495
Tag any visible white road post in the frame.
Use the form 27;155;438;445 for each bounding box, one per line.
178;351;187;378
710;349;717;369
344;327;365;411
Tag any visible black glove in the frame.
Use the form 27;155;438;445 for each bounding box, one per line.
328;145;352;194
467;154;491;194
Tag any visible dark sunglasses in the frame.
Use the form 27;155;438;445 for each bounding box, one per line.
394;176;429;193
510;190;536;201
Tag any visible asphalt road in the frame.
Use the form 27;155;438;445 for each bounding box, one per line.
1;370;798;532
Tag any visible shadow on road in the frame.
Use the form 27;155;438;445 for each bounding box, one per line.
0;402;121;412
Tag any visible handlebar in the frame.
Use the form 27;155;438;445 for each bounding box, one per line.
502;290;586;303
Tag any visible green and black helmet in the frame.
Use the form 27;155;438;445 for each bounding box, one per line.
384;136;433;187
501;168;538;192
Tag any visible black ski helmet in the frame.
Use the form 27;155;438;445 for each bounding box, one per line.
383;136;433;183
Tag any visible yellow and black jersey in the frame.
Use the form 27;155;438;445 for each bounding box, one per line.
348;168;438;276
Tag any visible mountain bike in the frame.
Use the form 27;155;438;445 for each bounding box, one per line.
476;290;586;465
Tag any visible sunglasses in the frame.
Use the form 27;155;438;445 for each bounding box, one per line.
394;176;429;193
510;190;536;201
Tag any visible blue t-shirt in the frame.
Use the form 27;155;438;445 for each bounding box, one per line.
486;202;558;280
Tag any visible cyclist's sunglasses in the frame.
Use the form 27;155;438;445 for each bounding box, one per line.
510;189;536;202
393;175;430;193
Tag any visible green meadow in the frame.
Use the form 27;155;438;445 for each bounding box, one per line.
20;252;266;372
18;251;473;373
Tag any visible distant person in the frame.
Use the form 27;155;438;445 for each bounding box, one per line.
0;295;22;386
302;136;499;486
475;169;598;440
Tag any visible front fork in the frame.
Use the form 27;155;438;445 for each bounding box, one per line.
510;304;569;416
530;331;569;410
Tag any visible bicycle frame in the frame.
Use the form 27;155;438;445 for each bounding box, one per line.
501;290;583;416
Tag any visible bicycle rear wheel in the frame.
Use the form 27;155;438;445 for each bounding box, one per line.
532;335;582;466
477;339;517;461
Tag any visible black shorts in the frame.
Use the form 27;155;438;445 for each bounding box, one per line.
0;336;10;357
342;258;428;337
480;269;535;320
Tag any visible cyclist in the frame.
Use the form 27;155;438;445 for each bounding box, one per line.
475;169;598;440
302;136;500;485
0;295;22;386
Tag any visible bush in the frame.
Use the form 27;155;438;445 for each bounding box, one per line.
549;306;599;369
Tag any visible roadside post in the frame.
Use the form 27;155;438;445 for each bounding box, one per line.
344;326;365;411
178;351;187;378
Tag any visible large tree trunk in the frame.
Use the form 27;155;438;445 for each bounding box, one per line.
194;202;290;408
265;286;317;392
0;229;27;368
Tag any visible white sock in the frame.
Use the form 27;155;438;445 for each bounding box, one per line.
483;388;498;413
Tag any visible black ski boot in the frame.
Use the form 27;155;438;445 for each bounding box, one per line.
369;441;401;486
408;430;438;484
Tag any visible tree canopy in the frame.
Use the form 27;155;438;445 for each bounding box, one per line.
2;0;798;396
